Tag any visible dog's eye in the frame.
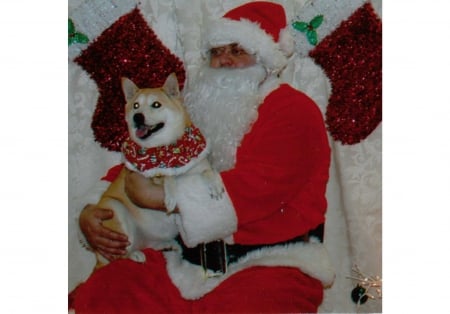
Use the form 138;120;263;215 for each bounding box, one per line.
133;102;140;109
151;101;161;109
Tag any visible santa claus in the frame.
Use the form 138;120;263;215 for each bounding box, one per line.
73;2;334;313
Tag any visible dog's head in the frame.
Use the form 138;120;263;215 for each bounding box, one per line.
122;73;190;148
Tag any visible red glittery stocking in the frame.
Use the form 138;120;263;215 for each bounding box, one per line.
309;3;382;145
75;8;186;151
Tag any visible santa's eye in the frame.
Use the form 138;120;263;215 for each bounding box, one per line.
210;47;224;56
133;102;140;109
151;101;161;108
231;46;245;56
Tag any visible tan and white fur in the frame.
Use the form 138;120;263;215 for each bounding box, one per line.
94;73;223;269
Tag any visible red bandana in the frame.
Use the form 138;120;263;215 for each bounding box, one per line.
122;125;209;177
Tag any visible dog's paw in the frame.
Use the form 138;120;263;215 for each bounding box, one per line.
208;181;224;200
206;175;224;200
201;169;224;200
129;250;146;263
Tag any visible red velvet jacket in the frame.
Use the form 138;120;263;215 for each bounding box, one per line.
222;84;330;244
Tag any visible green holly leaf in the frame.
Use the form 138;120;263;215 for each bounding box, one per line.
307;30;318;46
292;14;324;46
68;18;89;46
73;33;89;44
292;21;309;33
310;15;324;29
68;18;75;34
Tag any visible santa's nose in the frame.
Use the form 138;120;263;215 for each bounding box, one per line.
218;54;234;67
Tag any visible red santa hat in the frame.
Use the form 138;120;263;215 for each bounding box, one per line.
204;1;294;74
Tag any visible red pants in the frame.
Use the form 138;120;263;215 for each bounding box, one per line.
72;249;323;313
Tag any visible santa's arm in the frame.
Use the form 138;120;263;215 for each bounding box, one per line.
175;85;331;247
224;86;330;243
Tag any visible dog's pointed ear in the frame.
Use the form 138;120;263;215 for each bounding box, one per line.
162;73;180;98
121;77;139;103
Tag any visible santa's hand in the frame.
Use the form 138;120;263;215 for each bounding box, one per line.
79;204;130;260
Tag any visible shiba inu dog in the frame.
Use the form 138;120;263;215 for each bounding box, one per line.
94;73;223;269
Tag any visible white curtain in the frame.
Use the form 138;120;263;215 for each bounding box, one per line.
68;1;382;312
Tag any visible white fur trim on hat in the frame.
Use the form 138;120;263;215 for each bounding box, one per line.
204;18;289;74
279;27;295;57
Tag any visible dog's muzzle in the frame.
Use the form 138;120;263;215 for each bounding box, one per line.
133;113;164;139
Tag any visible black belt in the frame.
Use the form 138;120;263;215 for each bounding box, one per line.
175;224;324;277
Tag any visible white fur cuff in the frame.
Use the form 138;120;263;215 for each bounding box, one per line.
174;174;237;247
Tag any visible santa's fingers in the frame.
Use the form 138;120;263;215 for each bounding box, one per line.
97;249;125;262
96;224;129;243
95;230;129;247
95;239;129;256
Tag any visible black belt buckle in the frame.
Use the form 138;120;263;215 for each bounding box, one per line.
200;240;227;277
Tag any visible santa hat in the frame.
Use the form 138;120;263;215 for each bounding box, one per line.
204;1;294;74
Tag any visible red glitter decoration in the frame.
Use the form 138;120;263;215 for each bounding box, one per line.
309;3;382;145
75;8;186;151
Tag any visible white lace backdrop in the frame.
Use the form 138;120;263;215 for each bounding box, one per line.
68;1;382;312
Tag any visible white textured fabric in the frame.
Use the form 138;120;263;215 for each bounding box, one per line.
174;173;237;247
68;1;382;312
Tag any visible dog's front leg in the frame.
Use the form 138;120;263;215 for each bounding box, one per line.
163;176;177;213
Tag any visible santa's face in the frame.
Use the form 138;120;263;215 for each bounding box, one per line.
209;43;256;69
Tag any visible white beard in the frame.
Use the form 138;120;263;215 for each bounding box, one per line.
183;64;266;171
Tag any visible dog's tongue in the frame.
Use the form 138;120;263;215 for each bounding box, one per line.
136;126;149;138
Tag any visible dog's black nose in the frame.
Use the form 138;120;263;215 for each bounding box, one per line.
133;113;145;126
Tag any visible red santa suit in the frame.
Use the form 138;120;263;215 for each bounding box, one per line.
72;2;335;313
